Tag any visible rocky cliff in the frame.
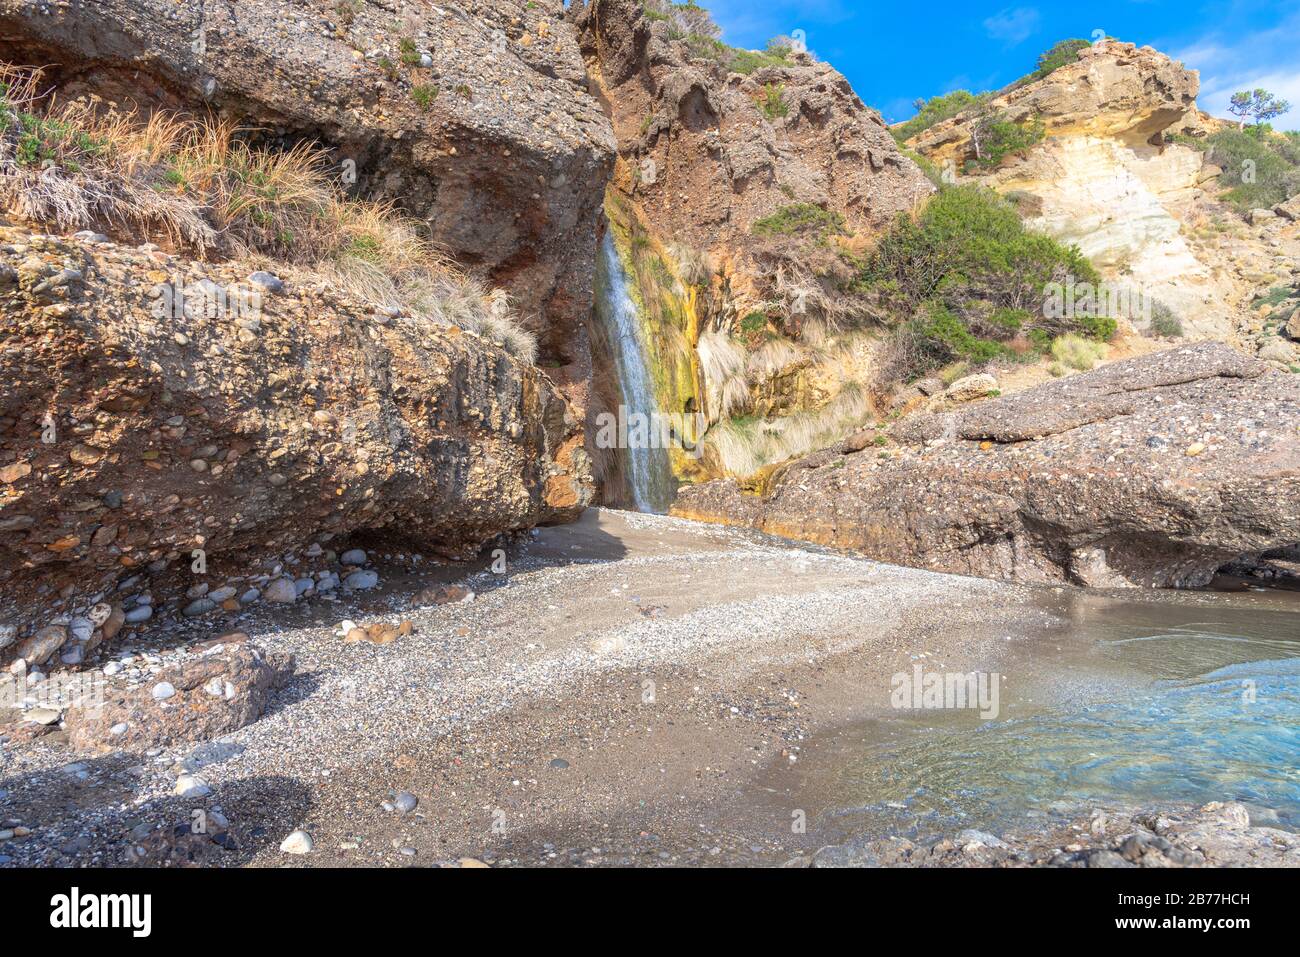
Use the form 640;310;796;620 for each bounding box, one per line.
573;0;933;495
0;0;617;396
0;225;590;665
906;40;1300;355
674;342;1300;588
579;0;932;296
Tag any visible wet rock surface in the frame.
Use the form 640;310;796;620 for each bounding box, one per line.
578;0;933;304
674;343;1300;587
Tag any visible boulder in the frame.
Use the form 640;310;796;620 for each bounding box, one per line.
1275;194;1300;222
674;343;1300;588
65;644;294;751
944;373;999;404
0;228;592;648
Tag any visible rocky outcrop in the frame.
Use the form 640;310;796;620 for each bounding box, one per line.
579;0;931;302
907;41;1300;346
909;42;1200;162
0;226;591;655
65;640;293;752
673;343;1300;588
0;0;616;388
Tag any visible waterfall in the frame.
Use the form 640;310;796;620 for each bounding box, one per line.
595;231;676;513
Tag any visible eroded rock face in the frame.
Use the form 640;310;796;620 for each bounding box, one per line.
0;0;616;383
0;227;592;648
674;343;1300;588
906;41;1300;345
577;0;933;303
909;41;1199;162
65;642;293;751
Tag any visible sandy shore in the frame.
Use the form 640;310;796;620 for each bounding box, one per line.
1;509;1295;867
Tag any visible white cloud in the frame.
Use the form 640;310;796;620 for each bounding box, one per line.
1167;11;1300;131
983;7;1041;47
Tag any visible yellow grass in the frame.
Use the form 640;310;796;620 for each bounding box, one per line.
0;63;537;360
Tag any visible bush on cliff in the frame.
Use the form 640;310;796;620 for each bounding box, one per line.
1187;128;1300;211
1034;39;1091;79
892;90;988;143
856;185;1109;378
966;111;1046;170
0;63;538;361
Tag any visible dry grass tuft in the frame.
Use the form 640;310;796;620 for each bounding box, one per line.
702;381;874;479
0;63;537;361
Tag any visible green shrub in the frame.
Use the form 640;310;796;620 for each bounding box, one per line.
1255;285;1294;309
752;203;845;238
728;45;792;74
740;310;769;335
1197;129;1300;211
411;84;438;111
1035;39;1091;79
1149;300;1184;338
398;37;422;67
967;112;1045;170
859;186;1107;377
893;90;987;143
759;83;789;120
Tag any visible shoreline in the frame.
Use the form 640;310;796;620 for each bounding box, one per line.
1;509;1295;867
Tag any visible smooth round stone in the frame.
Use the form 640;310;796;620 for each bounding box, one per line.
174;775;210;798
69;617;94;642
340;549;367;566
103;661;122;676
208;586;237;602
280;830;313;854
549;758;570;770
110;722;128;736
182;598;217;617
124;606;153;624
152;681;176;701
263;578;297;603
239;588;260;605
294;578;314;595
186;582;210;599
394;792;418;813
248;271;284;294
344;570;379;590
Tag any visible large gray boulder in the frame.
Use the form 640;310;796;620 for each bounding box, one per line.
674;343;1300;588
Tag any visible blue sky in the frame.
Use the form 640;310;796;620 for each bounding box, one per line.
704;0;1300;130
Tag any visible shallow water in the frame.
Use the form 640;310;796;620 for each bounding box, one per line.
766;590;1300;843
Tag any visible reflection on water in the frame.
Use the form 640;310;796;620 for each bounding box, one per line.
793;593;1300;843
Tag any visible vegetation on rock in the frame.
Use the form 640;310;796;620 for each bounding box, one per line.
0;64;537;360
1034;39;1092;79
892;90;988;144
1172;126;1300;212
855;185;1110;380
